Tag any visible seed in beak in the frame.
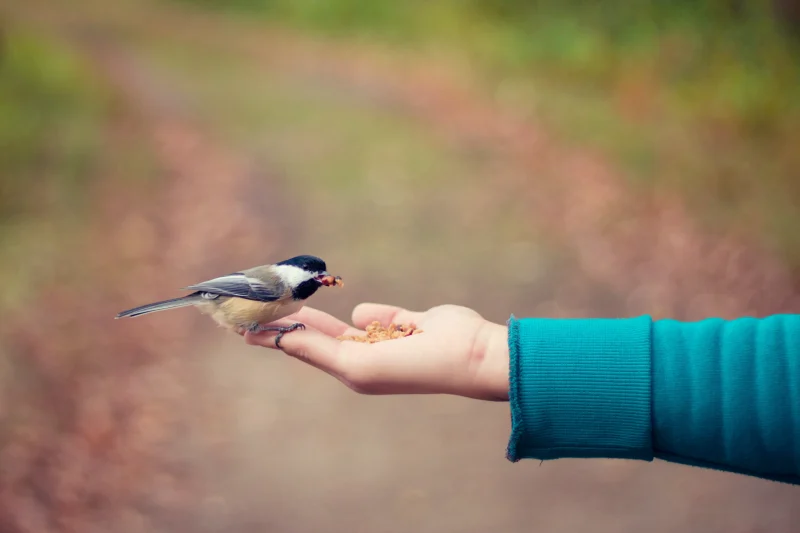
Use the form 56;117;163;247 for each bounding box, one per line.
318;274;344;287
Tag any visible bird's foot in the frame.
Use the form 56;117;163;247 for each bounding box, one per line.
248;322;306;348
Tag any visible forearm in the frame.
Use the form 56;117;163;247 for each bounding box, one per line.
506;314;800;485
652;315;800;483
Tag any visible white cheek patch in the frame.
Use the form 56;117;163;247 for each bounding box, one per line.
272;264;314;287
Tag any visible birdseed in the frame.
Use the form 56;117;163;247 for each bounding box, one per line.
337;321;423;343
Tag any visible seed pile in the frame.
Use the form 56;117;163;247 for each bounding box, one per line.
337;321;423;343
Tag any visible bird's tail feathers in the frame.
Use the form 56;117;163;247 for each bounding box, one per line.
115;294;202;319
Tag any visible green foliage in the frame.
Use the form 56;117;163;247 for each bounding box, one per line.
0;26;106;222
173;0;800;131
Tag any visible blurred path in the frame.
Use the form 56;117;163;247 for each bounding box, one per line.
8;0;800;321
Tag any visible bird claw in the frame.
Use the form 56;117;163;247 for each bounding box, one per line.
248;322;306;348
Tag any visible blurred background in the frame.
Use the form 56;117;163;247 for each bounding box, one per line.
0;0;799;531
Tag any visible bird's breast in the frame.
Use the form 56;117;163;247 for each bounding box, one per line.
215;297;304;329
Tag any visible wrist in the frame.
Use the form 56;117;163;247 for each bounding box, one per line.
480;321;510;401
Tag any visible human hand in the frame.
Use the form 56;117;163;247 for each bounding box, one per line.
243;304;510;401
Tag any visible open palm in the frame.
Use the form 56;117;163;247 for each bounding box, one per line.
243;303;510;400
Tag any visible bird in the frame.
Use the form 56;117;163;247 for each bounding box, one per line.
115;254;343;347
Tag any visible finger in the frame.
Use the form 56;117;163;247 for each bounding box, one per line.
244;324;348;375
290;307;363;337
351;303;425;329
245;320;442;395
268;327;430;394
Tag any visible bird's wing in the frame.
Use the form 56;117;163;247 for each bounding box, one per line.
183;272;283;302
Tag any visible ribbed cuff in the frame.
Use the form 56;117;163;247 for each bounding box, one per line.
506;315;655;462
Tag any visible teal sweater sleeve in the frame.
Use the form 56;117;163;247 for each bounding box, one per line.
506;314;800;485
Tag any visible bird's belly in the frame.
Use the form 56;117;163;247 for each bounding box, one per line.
213;297;304;330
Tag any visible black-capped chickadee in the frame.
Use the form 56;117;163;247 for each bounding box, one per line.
116;254;343;347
